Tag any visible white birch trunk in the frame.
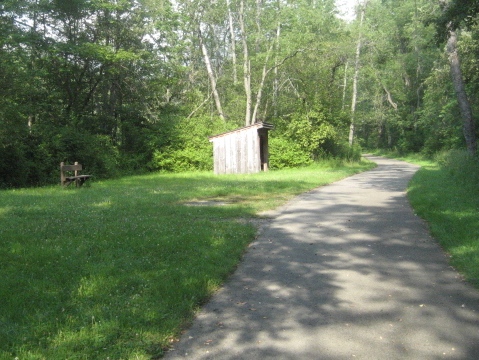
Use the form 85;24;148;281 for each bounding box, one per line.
252;42;274;122
198;28;225;121
349;2;366;146
273;21;281;117
226;0;238;85
239;0;252;126
342;61;349;111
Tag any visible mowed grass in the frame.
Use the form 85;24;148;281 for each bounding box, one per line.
375;149;479;288
408;157;479;289
0;160;374;359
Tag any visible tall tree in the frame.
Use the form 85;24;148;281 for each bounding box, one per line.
238;0;253;125
445;27;476;153
349;1;367;146
198;25;226;120
226;0;238;84
437;0;478;153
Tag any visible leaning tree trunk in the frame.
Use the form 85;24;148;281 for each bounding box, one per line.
446;29;477;154
349;3;366;146
198;27;225;121
251;41;274;123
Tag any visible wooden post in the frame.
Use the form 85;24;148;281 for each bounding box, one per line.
74;161;79;187
60;162;65;186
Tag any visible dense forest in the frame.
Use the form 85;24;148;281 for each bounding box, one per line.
1;0;478;188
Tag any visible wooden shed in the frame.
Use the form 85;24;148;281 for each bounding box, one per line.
209;122;274;175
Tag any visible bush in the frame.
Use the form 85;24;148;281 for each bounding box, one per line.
435;149;479;188
0;143;30;188
149;116;231;172
45;128;120;179
325;141;362;162
269;137;313;169
0;135;55;188
151;145;213;172
282;106;338;159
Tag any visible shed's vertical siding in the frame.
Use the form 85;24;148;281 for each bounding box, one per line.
237;131;244;173
213;137;226;175
225;136;232;173
210;123;273;175
250;127;260;173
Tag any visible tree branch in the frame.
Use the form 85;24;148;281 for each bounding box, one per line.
381;84;398;110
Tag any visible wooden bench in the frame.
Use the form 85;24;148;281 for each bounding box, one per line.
60;162;92;187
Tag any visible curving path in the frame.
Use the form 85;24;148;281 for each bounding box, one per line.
164;156;479;359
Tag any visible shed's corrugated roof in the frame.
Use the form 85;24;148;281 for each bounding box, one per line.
209;122;274;141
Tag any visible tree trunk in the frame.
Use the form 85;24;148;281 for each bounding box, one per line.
252;42;274;122
255;0;262;52
342;61;348;111
273;19;281;117
239;0;252;126
446;29;477;154
349;4;366;146
226;0;238;85
198;27;225;121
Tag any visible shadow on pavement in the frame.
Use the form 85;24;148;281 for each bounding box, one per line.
165;156;479;360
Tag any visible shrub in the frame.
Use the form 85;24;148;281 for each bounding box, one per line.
325;141;362;162
149;116;231;172
151;145;213;172
435;149;479;188
0;135;54;188
283;107;338;159
0;142;30;188
268;136;313;169
45;128;120;179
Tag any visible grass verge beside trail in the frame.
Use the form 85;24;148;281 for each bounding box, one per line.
373;149;479;288
407;152;479;289
0;159;374;359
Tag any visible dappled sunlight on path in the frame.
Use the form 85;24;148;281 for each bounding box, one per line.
164;156;479;360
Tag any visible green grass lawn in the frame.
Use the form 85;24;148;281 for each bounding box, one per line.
0;160;374;359
373;149;479;288
408;161;479;289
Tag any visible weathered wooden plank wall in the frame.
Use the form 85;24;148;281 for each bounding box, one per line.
210;123;272;175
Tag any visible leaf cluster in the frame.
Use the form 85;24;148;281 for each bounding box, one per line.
433;0;479;43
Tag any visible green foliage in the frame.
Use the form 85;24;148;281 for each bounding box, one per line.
44;128;120;179
417;63;465;155
458;24;479;123
0;136;56;189
273;104;346;160
0;143;30;189
0;0;184;187
435;149;479;187
150;116;232;172
283;107;338;158
324;141;363;162
1;0;478;186
152;145;213;172
270;102;363;165
433;0;479;42
268;137;313;169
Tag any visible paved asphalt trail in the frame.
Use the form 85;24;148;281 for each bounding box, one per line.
164;156;479;359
